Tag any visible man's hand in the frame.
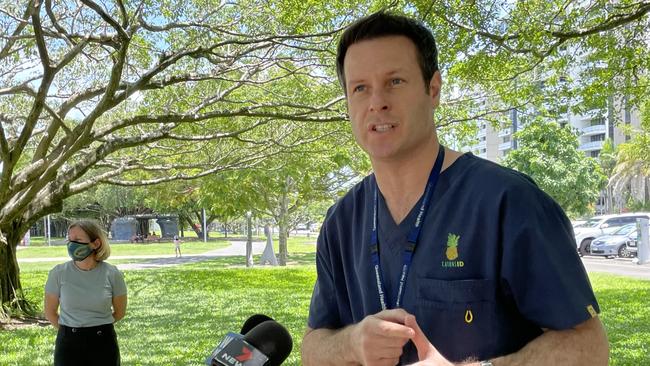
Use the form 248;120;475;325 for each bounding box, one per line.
350;308;416;366
406;314;454;366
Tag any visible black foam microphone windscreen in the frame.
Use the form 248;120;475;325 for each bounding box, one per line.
243;320;293;366
240;314;274;335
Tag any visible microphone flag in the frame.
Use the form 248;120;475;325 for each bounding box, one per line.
207;332;269;366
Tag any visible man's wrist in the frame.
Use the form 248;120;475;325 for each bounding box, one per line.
341;323;362;365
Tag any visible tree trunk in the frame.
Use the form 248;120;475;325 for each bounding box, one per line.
278;226;288;266
0;223;36;318
184;214;203;239
245;214;253;267
53;218;68;238
277;177;290;266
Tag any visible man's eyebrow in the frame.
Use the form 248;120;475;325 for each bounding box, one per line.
386;68;405;75
346;68;408;86
347;78;366;85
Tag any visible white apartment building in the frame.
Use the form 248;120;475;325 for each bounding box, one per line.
471;99;641;162
469;99;644;214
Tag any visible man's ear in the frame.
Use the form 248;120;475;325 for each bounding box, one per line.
429;70;442;108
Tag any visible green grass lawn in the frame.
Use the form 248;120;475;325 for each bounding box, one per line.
3;242;647;365
588;273;650;363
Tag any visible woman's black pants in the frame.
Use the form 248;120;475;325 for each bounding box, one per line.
54;323;120;366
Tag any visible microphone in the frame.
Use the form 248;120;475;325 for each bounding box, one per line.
207;315;293;366
240;314;274;335
243;320;293;366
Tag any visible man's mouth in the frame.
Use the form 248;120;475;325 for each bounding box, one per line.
373;123;395;132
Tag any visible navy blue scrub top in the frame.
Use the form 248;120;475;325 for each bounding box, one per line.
308;153;600;364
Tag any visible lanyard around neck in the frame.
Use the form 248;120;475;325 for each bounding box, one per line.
370;146;445;310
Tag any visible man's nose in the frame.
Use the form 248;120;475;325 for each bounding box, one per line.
369;89;390;112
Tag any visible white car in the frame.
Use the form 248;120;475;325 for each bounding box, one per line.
574;213;650;255
571;220;587;228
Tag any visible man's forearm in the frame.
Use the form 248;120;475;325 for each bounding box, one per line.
489;317;608;366
302;326;360;366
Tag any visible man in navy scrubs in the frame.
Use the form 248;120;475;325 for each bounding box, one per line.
301;12;609;366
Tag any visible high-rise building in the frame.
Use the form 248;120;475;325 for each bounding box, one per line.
469;98;644;214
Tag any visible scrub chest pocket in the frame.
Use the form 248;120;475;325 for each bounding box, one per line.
416;278;496;362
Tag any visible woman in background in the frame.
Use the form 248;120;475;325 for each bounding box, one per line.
44;220;127;366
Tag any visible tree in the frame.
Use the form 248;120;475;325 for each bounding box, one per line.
194;117;365;265
598;139;618;213
2;0;648;318
503;120;606;217
143;179;233;239
60;184;153;229
0;0;348;317
609;98;650;211
412;0;650;134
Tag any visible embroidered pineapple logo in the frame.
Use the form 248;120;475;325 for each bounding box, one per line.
446;233;459;260
441;233;464;268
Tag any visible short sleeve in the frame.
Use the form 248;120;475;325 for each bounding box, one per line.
500;183;600;330
307;224;342;329
44;265;62;296
110;267;127;297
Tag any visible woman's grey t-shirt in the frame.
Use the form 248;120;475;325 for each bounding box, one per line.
45;261;127;327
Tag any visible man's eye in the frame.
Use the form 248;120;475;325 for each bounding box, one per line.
391;78;404;85
353;85;366;93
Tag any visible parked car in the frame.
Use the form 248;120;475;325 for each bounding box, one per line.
574;212;650;255
571;220;587;228
589;224;638;258
626;224;650;257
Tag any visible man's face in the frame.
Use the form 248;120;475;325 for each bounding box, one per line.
343;36;441;163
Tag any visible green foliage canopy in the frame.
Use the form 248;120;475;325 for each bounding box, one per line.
503;120;606;217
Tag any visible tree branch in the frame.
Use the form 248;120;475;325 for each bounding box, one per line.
0;0;35;60
552;3;650;40
79;0;129;40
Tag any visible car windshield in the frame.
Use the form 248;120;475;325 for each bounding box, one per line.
613;224;636;235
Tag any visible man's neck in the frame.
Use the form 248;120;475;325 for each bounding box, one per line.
372;140;464;224
372;139;441;225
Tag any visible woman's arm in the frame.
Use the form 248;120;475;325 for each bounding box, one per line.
112;294;127;322
44;293;60;329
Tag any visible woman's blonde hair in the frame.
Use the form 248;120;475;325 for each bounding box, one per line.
68;220;111;261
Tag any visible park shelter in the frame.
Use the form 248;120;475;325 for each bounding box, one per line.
110;214;179;241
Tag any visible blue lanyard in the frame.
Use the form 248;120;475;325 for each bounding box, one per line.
370;146;445;310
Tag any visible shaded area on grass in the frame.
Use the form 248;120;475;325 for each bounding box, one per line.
3;259;647;366
2;261;316;366
119;265;315;365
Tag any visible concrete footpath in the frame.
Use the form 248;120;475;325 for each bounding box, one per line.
17;241;267;271
18;243;650;279
581;256;650;280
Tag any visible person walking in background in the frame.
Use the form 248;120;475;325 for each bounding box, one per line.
301;11;608;366
174;235;182;257
44;220;127;366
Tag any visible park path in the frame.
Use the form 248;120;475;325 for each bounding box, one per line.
116;240;267;270
17;241;267;270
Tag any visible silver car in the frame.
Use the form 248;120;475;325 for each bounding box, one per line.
589;224;638;258
626;232;640;256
